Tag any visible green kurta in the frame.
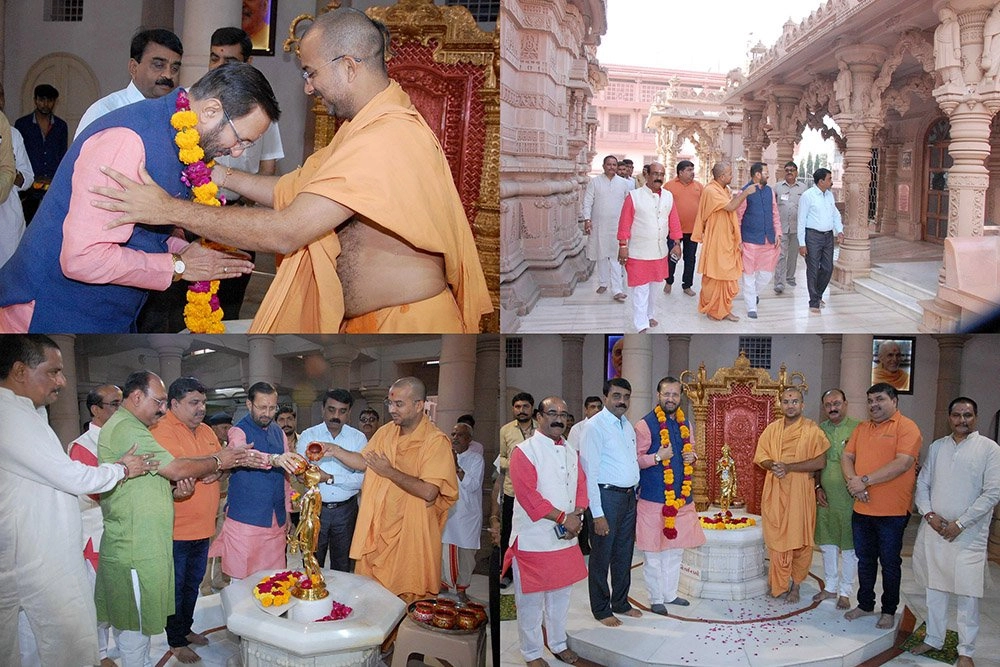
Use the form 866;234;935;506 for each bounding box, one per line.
815;417;860;548
94;408;175;633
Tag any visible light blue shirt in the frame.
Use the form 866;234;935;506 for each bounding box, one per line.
298;422;367;503
580;407;639;518
797;185;843;246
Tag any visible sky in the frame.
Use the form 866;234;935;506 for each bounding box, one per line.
598;0;820;73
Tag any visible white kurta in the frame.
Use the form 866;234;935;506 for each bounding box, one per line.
67;423;105;556
582;174;633;260
443;447;485;549
0;387;123;665
913;431;1000;597
0;127;33;268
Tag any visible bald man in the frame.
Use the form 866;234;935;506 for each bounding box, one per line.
93;8;491;334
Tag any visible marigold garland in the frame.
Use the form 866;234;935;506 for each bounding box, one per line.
253;570;303;607
656;405;693;539
173;89;226;333
699;510;757;530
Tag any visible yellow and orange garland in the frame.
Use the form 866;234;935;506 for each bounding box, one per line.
172;89;225;333
656;405;693;539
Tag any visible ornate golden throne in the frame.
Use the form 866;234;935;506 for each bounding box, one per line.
680;352;808;514
285;0;499;332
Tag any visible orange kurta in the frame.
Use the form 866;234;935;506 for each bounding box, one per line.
691;181;742;319
350;414;458;600
250;81;492;333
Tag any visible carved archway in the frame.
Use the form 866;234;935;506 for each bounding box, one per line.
20;52;99;138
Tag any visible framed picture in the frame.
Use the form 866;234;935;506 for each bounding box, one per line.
871;337;915;395
244;0;278;57
604;335;623;381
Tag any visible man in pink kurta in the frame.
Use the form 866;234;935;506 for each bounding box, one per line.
634;377;705;615
617;162;681;332
504;397;588;666
735;162;782;319
754;388;829;602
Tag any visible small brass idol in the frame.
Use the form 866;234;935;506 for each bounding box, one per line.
716;444;743;511
288;452;329;601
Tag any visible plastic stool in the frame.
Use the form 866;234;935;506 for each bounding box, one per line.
391;615;487;667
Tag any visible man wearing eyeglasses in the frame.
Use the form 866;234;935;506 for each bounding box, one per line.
358;407;380;441
67;383;123;667
92;8;493;334
0;63;280;332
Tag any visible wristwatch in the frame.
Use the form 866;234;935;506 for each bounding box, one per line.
171;253;186;282
861;475;870;487
324;476;335;486
654;453;662;463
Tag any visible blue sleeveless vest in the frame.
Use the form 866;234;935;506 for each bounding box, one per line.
740;184;777;245
637;409;693;506
226;414;287;528
0;90;190;331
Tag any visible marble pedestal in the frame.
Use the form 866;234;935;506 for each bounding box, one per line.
221;569;406;666
678;511;768;600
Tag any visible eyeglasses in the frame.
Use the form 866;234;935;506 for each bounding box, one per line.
301;54;364;82
149;396;168;409
541;410;571;419
222;107;255;151
359;416;379;424
100;400;122;408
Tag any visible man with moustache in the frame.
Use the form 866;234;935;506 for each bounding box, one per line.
736;162;781;319
754;388;828;602
76;29;185;138
504;396;587;666
498;391;535;588
616;162;682;332
276;405;299;454
149;377;223;663
581;377;641;626
872;341;910;390
95;370;261;666
0;63;279;332
842;383;921;629
326;377;458;600
692;162;758;322
911;397;1000;667
812;389;861;609
441;422;484;601
797;168;843;314
663;160;703;297
583;155;632;302
298;388;367;571
634;377;704;615
210;381;302;579
1;336;155;666
773;161;808;294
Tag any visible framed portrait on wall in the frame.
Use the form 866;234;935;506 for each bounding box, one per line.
871;337;915;395
604;335;623;381
244;0;278;56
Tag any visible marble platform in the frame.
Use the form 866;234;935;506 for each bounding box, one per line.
680;511;768;601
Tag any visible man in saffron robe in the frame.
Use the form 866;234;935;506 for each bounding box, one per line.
327;377;458;601
92;8;492;334
634;376;704;615
754;387;829;602
691;162;757;322
503;396;588;666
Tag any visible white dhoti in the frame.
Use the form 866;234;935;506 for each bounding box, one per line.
643;549;683;605
513;558;572;662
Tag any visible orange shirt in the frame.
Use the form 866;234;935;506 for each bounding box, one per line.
844;411;922;516
663;177;704;235
150;411;222;540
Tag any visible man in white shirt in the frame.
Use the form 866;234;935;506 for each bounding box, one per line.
300;388;367;571
75;29;183;139
797;167;843;314
441;422;484;601
582;155;633;302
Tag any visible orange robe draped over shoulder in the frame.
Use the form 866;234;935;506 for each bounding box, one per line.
250;81;492;333
350;414;458;599
691;181;742;319
753;418;829;552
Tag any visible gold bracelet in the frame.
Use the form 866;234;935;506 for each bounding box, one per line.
220;166;234;189
212;455;222;472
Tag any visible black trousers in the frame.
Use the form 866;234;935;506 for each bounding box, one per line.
666;234;698;289
804;228;834;309
586;486;637;619
315;495;359;572
500;493;514;575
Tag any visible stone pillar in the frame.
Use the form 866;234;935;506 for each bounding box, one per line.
560;335;585;419
437;335;477;433
667;334;692;379
742;99;766;164
932;335;969;440
819;334;843;400
473;336;502;460
147;334;187;389
769;85;804;167
247;335;276;388
832;44;887;288
360;386;389;425
323;342;358;394
49;335;79;446
179;0;241;87
840;334;873;422
621;335;652;424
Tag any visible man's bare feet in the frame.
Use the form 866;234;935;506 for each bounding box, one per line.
172;646;202;663
598;616;622;627
553;648;579;664
100;659;117;667
909;642;935;655
186;632;209;646
723;313;740;322
836;596;850;610
648;319;658;327
683;288;696;297
597;286;608;294
664;283;672;294
956;655;975;666
876;613;895;629
812;590;837;603
526;659;550;667
844;607;878;621
622;608;642;618
785;584;800;603
613;293;627;302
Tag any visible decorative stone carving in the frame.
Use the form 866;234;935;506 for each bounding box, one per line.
982;4;1000;81
935;7;964;89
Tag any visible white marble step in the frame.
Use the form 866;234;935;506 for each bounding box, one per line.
852;276;923;322
868;264;938;301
